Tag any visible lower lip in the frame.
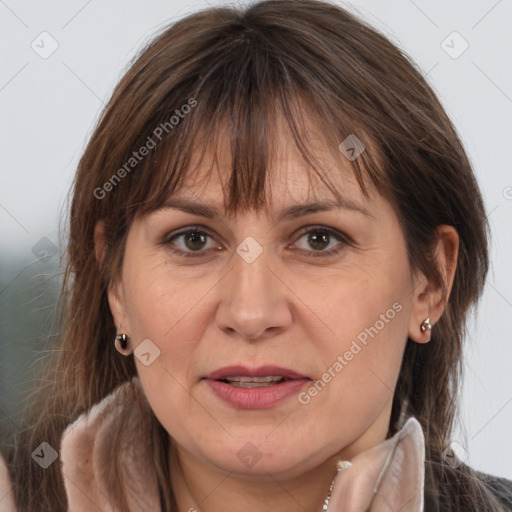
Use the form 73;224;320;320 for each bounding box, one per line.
204;379;310;409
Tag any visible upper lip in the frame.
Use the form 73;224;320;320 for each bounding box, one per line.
203;365;310;381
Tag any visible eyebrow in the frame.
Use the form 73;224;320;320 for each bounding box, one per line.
157;197;374;221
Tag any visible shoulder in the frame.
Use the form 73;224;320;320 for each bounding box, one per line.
0;377;157;512
476;469;512;509
0;452;17;512
60;376;161;511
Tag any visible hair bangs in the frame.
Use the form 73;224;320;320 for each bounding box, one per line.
125;23;385;223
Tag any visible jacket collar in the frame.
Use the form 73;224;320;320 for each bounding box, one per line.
59;377;424;512
326;415;424;511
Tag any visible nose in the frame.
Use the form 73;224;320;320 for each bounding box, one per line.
214;247;293;341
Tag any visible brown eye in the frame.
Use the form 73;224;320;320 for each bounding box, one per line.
163;227;221;258
292;226;348;257
182;231;208;251
306;231;331;251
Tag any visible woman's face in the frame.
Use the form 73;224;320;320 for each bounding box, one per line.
107;126;430;480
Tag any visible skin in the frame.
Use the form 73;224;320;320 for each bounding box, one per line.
96;123;459;512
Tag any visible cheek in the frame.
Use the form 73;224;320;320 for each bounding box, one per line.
123;277;203;374
321;292;407;392
120;251;220;408
121;249;198;342
123;270;212;443
308;260;409;355
304;253;411;419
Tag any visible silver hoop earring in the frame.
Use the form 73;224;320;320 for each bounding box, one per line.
114;334;132;355
420;317;432;332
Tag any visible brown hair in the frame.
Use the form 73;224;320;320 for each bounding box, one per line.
7;0;507;510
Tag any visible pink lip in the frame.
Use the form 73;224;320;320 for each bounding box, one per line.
202;365;311;409
203;365;308;381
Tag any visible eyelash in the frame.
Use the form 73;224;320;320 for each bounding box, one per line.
161;225;350;259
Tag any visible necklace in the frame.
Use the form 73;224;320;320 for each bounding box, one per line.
321;460;352;512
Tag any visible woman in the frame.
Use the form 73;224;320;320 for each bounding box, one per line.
1;0;511;510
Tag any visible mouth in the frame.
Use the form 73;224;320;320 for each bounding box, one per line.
203;365;310;384
216;376;294;388
202;365;311;409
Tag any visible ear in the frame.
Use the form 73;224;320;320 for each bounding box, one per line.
94;220;128;332
409;225;459;343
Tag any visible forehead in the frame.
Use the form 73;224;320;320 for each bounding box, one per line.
175;119;370;214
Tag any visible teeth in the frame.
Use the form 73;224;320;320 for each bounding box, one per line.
228;381;280;388
223;376;284;383
220;376;288;388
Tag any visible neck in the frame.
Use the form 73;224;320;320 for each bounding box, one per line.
168;405;393;512
169;442;340;512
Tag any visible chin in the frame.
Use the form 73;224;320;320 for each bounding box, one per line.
186;433;325;481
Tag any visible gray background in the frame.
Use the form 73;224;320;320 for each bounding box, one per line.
1;0;511;479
